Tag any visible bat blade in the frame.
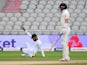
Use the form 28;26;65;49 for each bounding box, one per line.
49;33;63;51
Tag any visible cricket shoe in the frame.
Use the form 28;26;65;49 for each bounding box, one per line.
42;55;45;57
59;58;70;61
21;54;28;56
32;54;36;57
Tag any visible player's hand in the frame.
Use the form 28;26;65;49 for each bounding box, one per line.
21;26;26;31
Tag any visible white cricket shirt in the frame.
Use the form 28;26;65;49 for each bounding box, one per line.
60;9;70;28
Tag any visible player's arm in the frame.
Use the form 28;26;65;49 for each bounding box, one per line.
62;13;70;33
65;18;69;23
38;41;45;57
64;12;70;28
21;27;32;37
63;18;69;28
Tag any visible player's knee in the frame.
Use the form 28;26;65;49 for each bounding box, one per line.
22;48;28;53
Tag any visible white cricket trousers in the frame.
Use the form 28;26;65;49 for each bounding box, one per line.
62;27;70;60
22;48;35;57
22;42;35;57
22;42;45;57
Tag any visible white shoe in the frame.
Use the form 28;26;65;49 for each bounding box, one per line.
31;54;36;57
42;55;45;57
59;58;70;61
21;54;28;56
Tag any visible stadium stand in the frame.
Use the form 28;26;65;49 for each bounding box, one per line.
0;0;7;12
3;0;21;12
0;0;87;35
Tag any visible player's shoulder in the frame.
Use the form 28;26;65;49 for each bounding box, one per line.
63;9;70;15
63;9;69;13
38;39;42;42
38;39;42;44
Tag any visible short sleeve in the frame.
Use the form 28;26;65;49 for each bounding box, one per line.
65;11;70;19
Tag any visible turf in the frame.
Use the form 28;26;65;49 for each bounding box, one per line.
0;51;87;61
28;63;87;65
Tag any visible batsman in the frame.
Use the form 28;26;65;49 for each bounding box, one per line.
59;3;71;61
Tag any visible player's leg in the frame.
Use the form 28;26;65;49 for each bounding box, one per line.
22;48;33;57
22;42;36;57
28;48;36;57
61;27;70;61
62;34;70;60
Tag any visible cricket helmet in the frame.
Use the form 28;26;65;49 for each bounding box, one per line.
59;3;67;9
32;34;37;38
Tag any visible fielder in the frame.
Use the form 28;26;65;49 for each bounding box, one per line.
21;27;45;57
59;3;71;61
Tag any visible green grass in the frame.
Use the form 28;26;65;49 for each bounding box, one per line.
0;51;87;61
28;63;87;65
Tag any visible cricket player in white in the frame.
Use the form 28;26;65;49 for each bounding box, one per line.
21;27;45;57
59;3;70;61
